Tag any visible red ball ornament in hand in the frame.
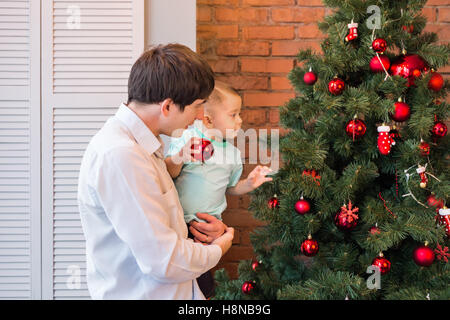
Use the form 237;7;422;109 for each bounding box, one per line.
431;121;447;138
295;197;311;215
191;139;214;162
242;281;256;295
413;243;435;267
372;253;391;275
372;38;387;53
304;68;317;85
428;72;444;92
370;55;390;73
345;118;366;140
390;99;411;122
301;235;319;257
419;140;430;156
328;78;345;95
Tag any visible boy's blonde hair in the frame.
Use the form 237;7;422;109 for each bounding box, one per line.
204;80;240;115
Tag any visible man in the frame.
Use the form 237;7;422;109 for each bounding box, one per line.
77;44;234;300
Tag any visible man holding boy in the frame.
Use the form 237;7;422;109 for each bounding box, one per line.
77;44;234;299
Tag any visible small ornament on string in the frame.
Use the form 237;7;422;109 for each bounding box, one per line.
377;124;396;155
345;19;358;42
437;206;450;237
416;164;428;189
403;164;442;207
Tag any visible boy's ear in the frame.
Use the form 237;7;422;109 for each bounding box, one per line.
160;98;175;117
202;114;214;128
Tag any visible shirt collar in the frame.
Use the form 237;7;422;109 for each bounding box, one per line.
115;103;164;158
193;120;228;148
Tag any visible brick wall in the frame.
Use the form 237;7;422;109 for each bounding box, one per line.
197;0;450;279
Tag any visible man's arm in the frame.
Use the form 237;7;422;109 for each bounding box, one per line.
95;146;232;283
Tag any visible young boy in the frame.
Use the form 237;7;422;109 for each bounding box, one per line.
164;80;272;297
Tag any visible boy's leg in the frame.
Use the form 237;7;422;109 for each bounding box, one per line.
187;224;215;299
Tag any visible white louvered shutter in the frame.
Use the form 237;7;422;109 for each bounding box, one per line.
0;0;41;299
41;0;144;299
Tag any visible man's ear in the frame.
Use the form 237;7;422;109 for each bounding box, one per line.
160;98;174;117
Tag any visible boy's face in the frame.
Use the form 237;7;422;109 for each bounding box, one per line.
166;99;205;137
208;94;243;139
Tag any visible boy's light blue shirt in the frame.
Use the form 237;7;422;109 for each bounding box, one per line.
166;120;243;223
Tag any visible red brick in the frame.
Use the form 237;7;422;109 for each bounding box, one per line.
424;24;450;41
426;0;450;5
217;41;270;56
197;25;239;39
243;0;294;6
422;7;437;22
272;7;325;23
243;92;295;107
271;76;292;90
221;245;255;261
208;59;239;73
212;262;239;279
216;75;269;90
197;0;239;5
197;6;212;22
241;58;294;73
298;23;326;39
272;40;322;56
243;26;295;39
438;7;450;22
215;7;269;23
269;109;280;124
240;109;268;125
222;209;266;227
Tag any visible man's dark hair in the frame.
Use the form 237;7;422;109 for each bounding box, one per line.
127;43;215;111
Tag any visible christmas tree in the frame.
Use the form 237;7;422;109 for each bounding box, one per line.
214;0;449;300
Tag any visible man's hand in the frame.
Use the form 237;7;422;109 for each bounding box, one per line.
212;227;234;256
188;213;227;244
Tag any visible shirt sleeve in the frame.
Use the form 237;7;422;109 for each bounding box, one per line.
94;146;222;284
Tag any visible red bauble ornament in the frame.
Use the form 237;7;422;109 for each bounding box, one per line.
268;195;279;209
427;194;444;212
372;38;387;53
428;72;444;92
335;201;359;231
251;260;261;271
370;55;390;73
419;140;430;156
301;235;319;257
390;54;428;86
369;224;381;235
304;68;317;85
191;139;214;162
242;281;255;295
431;121;447;138
345;118;366;140
390;99;411;122
328;78;345;95
372;253;391;275
413;244;435;267
402;25;414;33
295;197;311;215
377;125;395;155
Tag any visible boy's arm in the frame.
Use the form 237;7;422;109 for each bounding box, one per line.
164;137;202;178
164;154;184;178
226;165;273;196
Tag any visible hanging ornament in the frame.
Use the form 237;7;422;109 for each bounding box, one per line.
251;260;261;271
371;38;387;53
370;55;391;73
402;25;414;33
389;126;401;141
418;140;430;156
303;67;317;85
241;281;256;295
390;98;411;122
369;223;381;235
295;196;311;215
377;125;395;155
427;193;444;212
302;169;321;186
335;200;359;231
328;77;345;95
191;139;214;162
372;252;391;275
413;242;435;267
428;71;444;92
268;195;280;209
416;165;428;189
344;19;358;42
431;121;447;138
301;235;319;257
434;243;449;263
345;117;366;141
390;54;428;86
437;207;450;237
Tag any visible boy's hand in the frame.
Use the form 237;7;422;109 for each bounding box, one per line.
172;137;203;165
245;165;273;190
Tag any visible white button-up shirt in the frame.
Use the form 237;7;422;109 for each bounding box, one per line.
77;104;222;300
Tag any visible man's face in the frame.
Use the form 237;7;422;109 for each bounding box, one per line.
166;99;206;137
